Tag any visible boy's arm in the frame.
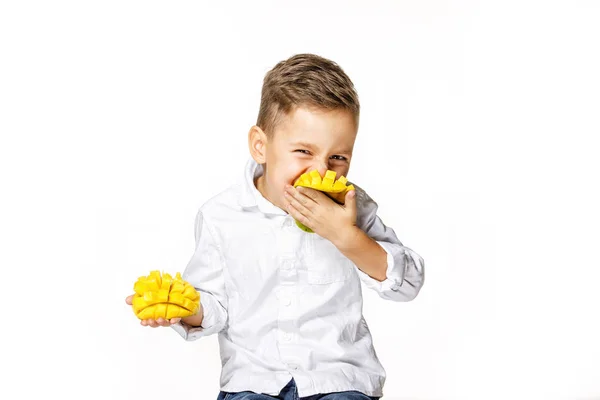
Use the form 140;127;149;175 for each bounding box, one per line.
336;184;425;302
171;209;229;340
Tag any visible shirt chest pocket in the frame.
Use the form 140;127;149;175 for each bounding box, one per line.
305;235;354;284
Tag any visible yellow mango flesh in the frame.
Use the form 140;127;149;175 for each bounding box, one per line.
293;170;355;194
132;271;200;320
292;170;355;233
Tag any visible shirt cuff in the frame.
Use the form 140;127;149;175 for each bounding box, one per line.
356;240;404;292
170;290;226;341
357;241;425;301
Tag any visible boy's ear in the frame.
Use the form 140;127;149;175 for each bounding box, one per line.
248;125;268;164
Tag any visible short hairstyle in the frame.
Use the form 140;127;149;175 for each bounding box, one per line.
256;53;360;138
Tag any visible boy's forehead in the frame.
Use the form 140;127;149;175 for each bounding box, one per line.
276;107;357;150
281;130;356;153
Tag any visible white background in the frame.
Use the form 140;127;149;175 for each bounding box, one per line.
1;1;599;399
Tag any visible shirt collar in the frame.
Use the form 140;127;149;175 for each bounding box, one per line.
238;158;287;216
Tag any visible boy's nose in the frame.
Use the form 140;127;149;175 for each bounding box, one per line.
312;162;329;176
313;164;328;178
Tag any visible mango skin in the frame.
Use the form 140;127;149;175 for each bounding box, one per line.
292;170;355;233
131;271;200;320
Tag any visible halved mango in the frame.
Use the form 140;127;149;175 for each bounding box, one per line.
131;270;200;320
292;170;355;233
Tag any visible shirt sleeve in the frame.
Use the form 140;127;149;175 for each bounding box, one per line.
171;209;229;340
353;184;425;302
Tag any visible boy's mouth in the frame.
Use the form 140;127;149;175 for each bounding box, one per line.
291;169;353;205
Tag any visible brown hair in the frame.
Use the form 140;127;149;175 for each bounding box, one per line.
256;53;360;138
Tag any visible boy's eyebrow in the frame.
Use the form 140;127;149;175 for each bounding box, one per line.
336;147;353;155
291;141;353;154
291;141;317;150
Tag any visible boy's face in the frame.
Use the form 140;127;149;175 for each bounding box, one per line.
250;106;358;211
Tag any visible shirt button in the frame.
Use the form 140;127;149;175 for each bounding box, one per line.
282;297;291;306
283;332;292;342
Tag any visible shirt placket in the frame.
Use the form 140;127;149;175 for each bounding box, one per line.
275;215;303;373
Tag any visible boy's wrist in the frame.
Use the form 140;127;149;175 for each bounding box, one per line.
331;225;389;282
331;225;363;253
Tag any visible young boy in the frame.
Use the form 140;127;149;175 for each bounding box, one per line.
125;53;425;399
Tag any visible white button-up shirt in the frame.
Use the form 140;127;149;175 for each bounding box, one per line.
171;158;425;397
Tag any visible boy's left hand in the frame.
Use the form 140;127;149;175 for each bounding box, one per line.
284;184;358;245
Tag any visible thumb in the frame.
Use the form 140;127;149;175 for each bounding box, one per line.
344;190;356;211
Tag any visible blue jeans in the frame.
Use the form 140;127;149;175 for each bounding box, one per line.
217;377;381;400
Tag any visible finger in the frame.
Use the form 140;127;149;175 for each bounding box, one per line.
287;201;311;228
125;295;133;305
156;318;170;327
285;197;304;219
295;186;321;203
297;186;337;206
147;319;159;328
170;318;181;324
285;185;314;207
344;190;356;210
285;190;313;216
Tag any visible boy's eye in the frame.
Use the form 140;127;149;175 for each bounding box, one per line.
295;149;311;154
330;155;348;161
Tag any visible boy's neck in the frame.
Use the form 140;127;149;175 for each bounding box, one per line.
254;175;272;204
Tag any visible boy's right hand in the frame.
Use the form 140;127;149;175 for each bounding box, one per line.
125;295;182;327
